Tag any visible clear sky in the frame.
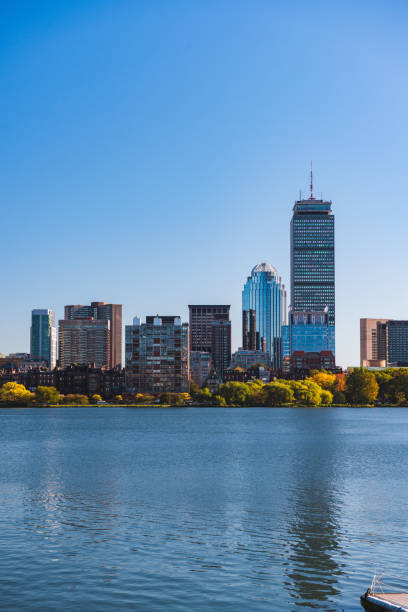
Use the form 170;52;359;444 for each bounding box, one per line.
1;0;407;367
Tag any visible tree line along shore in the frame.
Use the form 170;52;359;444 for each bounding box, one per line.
1;368;408;407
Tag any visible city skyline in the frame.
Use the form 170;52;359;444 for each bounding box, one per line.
1;1;408;368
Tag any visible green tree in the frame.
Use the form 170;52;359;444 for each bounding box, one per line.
345;368;379;405
0;382;34;406
218;382;252;406
395;391;407;406
114;395;123;403
214;394;227;407
63;394;89;405
159;393;190;405
332;390;346;404
246;380;264;405
192;387;212;403
288;380;322;406
35;386;60;405
262;382;294;406
388;370;408;404
134;393;155;404
320;389;333;406
374;370;393;403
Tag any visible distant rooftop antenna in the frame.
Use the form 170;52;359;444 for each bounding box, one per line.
299;190;302;201
310;160;314;200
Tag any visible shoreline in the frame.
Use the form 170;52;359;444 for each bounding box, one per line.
0;403;402;409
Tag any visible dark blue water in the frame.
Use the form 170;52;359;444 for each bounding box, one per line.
0;407;407;611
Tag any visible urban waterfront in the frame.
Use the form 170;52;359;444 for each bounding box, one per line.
1;407;408;611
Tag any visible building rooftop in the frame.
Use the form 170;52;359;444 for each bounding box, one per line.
293;198;332;214
251;262;278;277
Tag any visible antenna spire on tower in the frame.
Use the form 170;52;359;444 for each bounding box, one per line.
310;160;314;200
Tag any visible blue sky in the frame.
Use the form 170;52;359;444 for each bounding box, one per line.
1;0;407;367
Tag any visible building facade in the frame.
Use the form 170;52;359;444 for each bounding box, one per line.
211;320;231;377
287;308;334;355
376;320;408;367
58;319;111;368
242;262;286;369
188;305;230;352
0;364;125;399
57;364;125;398
360;318;389;366
125;316;189;393
190;351;212;387
242;309;259;350
230;349;270;370
188;305;231;377
30;309;57;368
284;350;336;375
64;302;122;367
290;192;335;355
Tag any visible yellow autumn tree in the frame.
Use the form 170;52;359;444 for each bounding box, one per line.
309;371;336;391
0;382;34;406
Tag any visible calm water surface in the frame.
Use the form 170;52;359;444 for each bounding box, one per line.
0;407;408;611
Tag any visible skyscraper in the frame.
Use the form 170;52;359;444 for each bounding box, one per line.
290;172;335;355
188;305;230;352
58;319;111;368
242;263;287;369
188;305;231;376
30;309;57;368
64;302;122;367
211;320;231;377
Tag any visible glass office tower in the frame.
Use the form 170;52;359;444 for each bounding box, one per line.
30;309;57;368
289;308;334;353
290;195;335;356
242;263;286;369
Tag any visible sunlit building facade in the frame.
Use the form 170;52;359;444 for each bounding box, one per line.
64;302;122;368
242;262;287;369
58;319;110;368
288;308;334;355
376;320;408;367
291;195;335;356
125;316;189;393
360;318;388;366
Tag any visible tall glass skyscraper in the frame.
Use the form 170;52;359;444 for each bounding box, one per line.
290;190;335;355
242;263;286;369
30;309;57;368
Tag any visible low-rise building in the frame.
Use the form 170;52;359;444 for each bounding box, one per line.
283;350;336;375
0;364;125;399
230;349;270;370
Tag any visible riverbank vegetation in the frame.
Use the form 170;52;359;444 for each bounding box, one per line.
1;368;408;407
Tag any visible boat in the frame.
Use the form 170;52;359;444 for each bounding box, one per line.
361;590;408;611
361;572;408;611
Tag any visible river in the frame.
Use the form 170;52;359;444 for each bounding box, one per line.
0;406;407;611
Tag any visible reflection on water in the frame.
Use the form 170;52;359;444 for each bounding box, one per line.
0;407;408;611
284;411;345;609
